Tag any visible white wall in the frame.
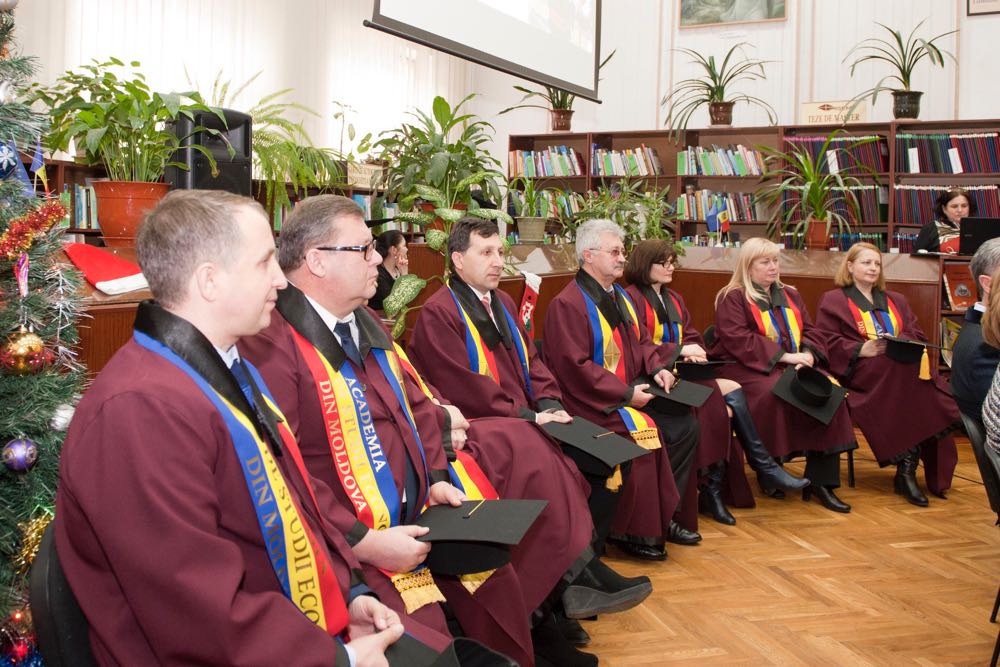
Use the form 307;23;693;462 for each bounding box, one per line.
15;0;999;168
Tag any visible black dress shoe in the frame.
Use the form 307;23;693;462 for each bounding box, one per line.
532;611;598;667
760;484;786;499
607;538;667;561
666;520;702;545
562;557;653;619
802;485;851;513
555;612;591;647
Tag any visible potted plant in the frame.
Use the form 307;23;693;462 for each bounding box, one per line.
499;51;616;132
508;177;552;243
31;58;227;246
757;130;875;250
574;178;675;250
661;43;776;139
844;19;956;120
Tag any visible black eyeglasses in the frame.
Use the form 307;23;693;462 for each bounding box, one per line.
313;239;376;260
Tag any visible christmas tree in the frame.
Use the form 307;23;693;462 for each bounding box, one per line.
0;5;84;665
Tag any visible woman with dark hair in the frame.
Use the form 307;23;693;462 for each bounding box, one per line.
369;230;408;311
814;242;960;505
913;187;977;254
624;239;805;526
709;238;857;512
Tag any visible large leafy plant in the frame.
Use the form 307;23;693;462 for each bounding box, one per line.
575;179;675;250
31;58;226;182
499;50;616;113
661;43;776;139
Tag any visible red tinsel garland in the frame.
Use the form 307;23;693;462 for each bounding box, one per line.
0;201;67;260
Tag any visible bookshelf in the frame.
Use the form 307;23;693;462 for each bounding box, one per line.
508;117;1000;251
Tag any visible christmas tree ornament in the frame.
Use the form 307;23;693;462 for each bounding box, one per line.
0;141;15;178
0;1;19;12
0;200;67;259
2;438;36;472
50;402;76;431
0;80;12;104
12;515;50;576
1;327;52;375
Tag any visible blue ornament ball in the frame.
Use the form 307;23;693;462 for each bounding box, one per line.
3;438;37;472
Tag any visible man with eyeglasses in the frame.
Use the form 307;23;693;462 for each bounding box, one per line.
240;194;603;666
542;219;702;562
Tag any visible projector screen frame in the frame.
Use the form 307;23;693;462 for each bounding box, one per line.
364;0;603;103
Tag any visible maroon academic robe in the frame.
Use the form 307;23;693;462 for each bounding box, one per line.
626;284;755;527
56;322;451;665
241;292;533;667
709;285;856;458
814;286;959;493
542;274;682;543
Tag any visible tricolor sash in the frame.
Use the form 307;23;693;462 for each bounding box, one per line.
289;327;447;613
642;292;684;345
577;283;662;456
447;288;534;400
133;331;349;636
847;294;930;380
751;296;803;352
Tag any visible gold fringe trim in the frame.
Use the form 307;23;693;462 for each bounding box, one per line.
919;348;931;381
460;568;496;594
630;428;662;450
391;568;446;614
605;465;623;492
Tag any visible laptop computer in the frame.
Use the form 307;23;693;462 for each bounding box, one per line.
959;217;1000;256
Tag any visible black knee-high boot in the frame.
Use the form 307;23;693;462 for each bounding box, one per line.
894;446;929;507
723;389;809;491
698;461;736;525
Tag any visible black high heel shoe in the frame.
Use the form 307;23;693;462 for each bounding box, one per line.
802;485;851;513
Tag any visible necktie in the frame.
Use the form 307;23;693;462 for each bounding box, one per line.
334;321;363;367
230;359;256;408
481;295;496;323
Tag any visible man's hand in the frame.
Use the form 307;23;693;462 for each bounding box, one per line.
353;525;431;573
680;343;707;361
346;622;405;667
653;369;675;391
535;409;572;426
348;595;401;638
859;338;886;358
629;384;654;408
427;481;466;507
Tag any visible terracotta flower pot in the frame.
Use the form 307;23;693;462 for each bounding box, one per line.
804;221;832;250
708;101;735;126
549;109;574;132
91;181;170;248
892;90;923;119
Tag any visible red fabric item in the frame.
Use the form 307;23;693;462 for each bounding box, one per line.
64;243;147;295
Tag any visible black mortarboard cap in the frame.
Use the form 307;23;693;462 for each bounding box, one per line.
387;635;517;667
541;417;651;477
673;360;732;381
415;499;546;576
881;335;939;365
633;376;713;415
771;366;847;425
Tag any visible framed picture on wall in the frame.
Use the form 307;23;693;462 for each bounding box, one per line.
968;0;1000;16
679;0;786;28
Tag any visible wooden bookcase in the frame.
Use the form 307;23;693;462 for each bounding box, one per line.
508;117;1000;251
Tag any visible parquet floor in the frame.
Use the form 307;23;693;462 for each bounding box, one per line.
588;434;1000;666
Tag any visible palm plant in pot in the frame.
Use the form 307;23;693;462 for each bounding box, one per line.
508;177;553;243
757;130;876;250
844;19;956;120
31;58;227;246
661;43;776;140
574;178;675;250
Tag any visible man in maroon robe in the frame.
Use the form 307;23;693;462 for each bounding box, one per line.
240;195;601;667
55;191;435;665
408;217;655;643
542;219;701;562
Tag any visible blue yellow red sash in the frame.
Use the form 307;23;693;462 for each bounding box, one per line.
642;293;684;345
447;288;533;400
289;328;446;613
577;284;662;454
133;331;349;636
847;295;929;379
751;295;803;352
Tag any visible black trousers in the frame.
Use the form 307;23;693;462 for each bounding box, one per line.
646;409;700;512
804;449;843;488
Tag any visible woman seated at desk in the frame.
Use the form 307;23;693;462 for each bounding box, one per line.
624;239;804;527
369;230;408;311
914;187;977;254
709;238;858;513
814;242;959;506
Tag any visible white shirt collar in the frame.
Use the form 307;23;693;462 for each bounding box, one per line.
215;345;241;369
303;293;355;332
468;284;491;304
975;301;986;313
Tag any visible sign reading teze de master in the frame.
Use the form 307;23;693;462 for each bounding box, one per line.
799;101;869;125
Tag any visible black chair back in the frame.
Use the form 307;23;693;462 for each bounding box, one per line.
960;412;1000;523
702;324;716;347
29;522;97;667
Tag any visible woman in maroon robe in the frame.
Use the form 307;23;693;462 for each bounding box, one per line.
624;239;808;526
814;242;960;504
709;238;858;513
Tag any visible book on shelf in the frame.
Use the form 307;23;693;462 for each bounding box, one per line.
675;188;765;223
590;145;663;177
940;317;963;368
783;134;889;173
942;262;977;311
509;146;585;178
892;230;919;253
676;144;764;177
893;184;1000;225
830;232;887;252
781;184;887;225
894;132;1000;174
509;188;582;218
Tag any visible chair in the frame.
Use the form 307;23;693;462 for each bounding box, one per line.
958;412;1000;667
29;522;97;667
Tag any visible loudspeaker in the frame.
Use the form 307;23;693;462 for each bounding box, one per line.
165;108;253;196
